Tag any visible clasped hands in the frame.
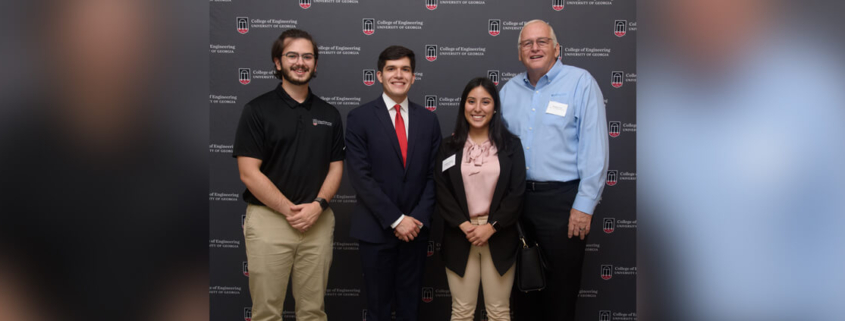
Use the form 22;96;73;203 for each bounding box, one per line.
459;221;495;247
283;201;323;233
393;216;424;242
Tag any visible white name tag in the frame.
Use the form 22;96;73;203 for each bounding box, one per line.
546;101;568;117
442;154;456;172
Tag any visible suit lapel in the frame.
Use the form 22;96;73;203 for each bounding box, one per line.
372;98;403;165
404;104;422;174
488;144;512;221
447;147;471;220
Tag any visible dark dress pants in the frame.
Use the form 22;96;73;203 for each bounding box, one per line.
359;236;428;321
511;180;586;321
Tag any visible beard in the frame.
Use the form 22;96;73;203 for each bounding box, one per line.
281;64;315;86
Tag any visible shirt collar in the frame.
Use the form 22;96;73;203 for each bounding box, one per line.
382;92;408;113
276;83;313;110
522;60;564;89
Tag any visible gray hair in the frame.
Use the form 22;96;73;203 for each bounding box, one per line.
518;19;559;48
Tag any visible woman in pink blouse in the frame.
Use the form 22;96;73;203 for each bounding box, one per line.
434;77;526;320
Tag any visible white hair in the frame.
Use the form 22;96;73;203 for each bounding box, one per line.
518;19;559;47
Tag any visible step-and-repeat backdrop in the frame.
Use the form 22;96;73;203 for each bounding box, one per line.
210;1;635;320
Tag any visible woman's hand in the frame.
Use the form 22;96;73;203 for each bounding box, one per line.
459;221;475;235
466;223;495;246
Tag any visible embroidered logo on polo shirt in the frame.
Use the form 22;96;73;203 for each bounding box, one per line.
312;119;333;127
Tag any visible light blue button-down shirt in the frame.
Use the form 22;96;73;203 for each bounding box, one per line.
499;60;609;214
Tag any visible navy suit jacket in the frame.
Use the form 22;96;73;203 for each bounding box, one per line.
345;96;442;243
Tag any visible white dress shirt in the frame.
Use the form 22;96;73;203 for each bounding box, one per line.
383;93;409;138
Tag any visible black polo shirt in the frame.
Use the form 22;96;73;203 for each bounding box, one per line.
233;84;345;205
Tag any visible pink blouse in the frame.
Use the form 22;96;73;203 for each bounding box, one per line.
461;139;500;218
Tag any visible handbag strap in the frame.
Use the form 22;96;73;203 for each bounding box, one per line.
516;222;528;248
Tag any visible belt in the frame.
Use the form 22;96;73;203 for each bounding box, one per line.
526;180;579;192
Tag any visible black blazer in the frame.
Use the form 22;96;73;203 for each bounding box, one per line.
434;135;526;277
346;97;442;243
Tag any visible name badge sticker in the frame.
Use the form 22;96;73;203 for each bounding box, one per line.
546;101;568;117
442;154;456;172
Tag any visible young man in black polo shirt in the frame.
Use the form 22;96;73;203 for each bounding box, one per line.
233;29;344;321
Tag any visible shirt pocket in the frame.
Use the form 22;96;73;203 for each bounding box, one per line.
541;93;574;128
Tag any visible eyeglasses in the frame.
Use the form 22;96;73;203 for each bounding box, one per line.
283;52;315;62
519;37;554;50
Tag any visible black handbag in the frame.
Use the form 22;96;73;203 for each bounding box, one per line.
515;222;547;292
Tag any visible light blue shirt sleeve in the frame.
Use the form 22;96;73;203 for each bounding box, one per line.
572;74;609;214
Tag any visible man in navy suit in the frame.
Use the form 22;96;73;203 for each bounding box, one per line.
345;45;442;321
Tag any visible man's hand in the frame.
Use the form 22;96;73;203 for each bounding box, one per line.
568;208;592;240
286;202;323;233
394;216;421;242
466;223;495;247
275;199;296;218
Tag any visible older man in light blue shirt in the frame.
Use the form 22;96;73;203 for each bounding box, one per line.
499;19;608;321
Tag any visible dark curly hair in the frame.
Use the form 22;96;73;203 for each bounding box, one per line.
271;29;319;80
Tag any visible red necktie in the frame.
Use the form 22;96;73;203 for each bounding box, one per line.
394;104;408;167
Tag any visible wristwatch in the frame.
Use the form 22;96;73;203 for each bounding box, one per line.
314;197;329;210
489;221;499;232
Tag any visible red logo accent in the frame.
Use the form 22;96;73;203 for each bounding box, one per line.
609;121;621;137
425;45;437;62
363;70;376;86
422;287;434;303
487;70;500;86
606;170;618;186
425;95;437;112
603;218;615;234
489;19;500;36
614;20;627;37
363;19;375;35
236;17;249;34
239;68;251;85
601;265;613;280
611;71;623;88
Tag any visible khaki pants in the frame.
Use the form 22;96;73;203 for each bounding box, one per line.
244;204;335;321
445;215;516;321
